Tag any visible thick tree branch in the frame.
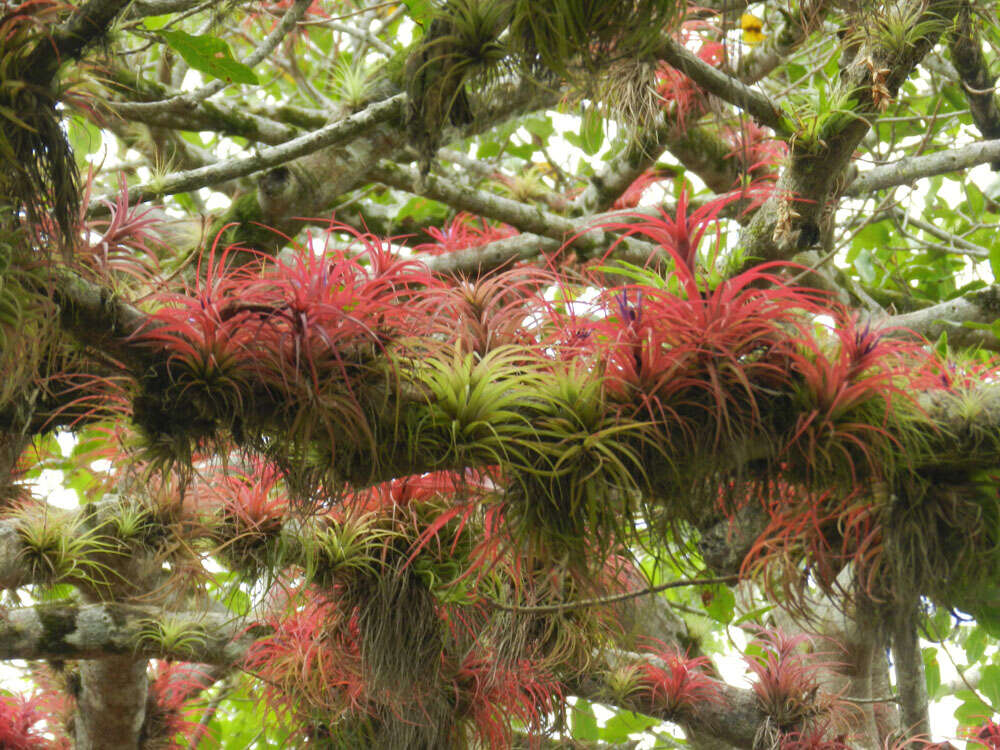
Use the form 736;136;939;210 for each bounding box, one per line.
24;0;133;86
741;0;961;263
74;656;149;750
947;2;1000;168
656;37;790;134
48;271;156;371
125;0;203;15
90;94;407;213
844;138;1000;196
570;663;767;750
888;284;1000;350
109;98;301;146
663;121;747;194
891;603;931;739
0;601;257;664
105;67;329;145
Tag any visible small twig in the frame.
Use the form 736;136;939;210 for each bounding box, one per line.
890;207;988;259
842;694;902;705
188;679;232;746
486;575;739;615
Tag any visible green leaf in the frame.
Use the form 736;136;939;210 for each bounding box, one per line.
579;106;604;156
600;710;659;742
396;196;447;223
403;0;433;25
965;626;988;664
922;647;941;697
571;699;599;741
955;693;993;727
159;30;259;85
703;584;735;624
477;140;501;158
142;14;171;31
978;664;1000;708
989;243;1000;280
854;248;876;284
733;604;775;626
933;330;948;357
524;115;555;140
967;183;987;218
925;607;952;642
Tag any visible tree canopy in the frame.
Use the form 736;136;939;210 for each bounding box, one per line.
5;0;1000;748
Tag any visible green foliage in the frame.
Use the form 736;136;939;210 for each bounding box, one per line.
135;614;209;659
159;31;259;85
13;504;118;590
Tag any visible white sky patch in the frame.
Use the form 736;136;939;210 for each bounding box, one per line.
27;469;78;510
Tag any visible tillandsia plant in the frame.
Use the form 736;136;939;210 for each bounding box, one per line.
0;0;80;252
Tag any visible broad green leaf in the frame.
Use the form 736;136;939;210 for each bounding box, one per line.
477;140;502;158
965;626;988;664
571;699;600;740
967;183;987;218
403;0;433;24
854;248;875;284
955;693;993;727
579;107;604;156
142;14;171;30
922;647;941;697
600;710;659;742
989;243;1000;280
524;115;555;140
978;664;1000;708
703;584;735;624
159;30;259;85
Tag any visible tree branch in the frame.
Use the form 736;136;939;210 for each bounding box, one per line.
0;602;258;664
570;662;767;750
89;94;406;213
24;0;133;86
655;37;790;135
570;116;679;216
844;138;1000;196
891;208;988;259
741;0;961;264
371;161;666;268
48;270;156;371
888;284;1000;350
947;1;1000;168
74;656;149;750
891;603;931;739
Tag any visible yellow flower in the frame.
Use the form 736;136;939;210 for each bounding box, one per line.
741;13;766;46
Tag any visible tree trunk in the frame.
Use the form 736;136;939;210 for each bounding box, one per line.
73;657;148;750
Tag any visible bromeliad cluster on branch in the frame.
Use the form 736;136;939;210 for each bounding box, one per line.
8;193;998;744
115;212;996;622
